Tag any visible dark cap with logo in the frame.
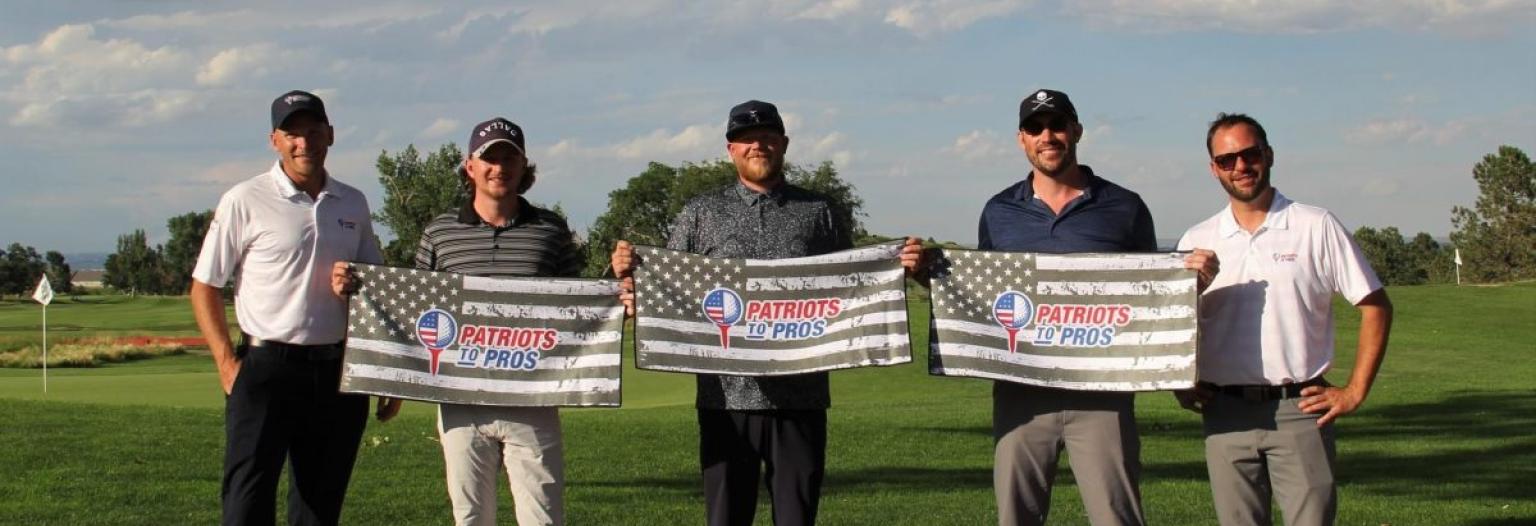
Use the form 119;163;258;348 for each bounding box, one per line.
467;117;526;158
270;90;329;130
1018;89;1078;128
726;100;785;140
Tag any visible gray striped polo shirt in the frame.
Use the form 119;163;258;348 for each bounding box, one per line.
415;197;582;278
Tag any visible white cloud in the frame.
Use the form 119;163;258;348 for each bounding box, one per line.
196;44;277;86
1346;117;1467;145
1065;0;1536;35
798;0;867;20
885;0;1032;36
420;118;460;139
612;124;721;159
944;129;1014;161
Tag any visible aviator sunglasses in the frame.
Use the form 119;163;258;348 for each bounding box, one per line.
1212;145;1267;171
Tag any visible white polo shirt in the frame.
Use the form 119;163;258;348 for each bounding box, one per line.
1177;191;1382;386
192;161;383;345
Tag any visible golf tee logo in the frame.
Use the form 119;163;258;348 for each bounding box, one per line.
700;288;744;350
415;309;458;375
992;291;1036;353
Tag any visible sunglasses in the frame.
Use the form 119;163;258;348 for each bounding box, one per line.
1212;145;1267;171
1020;115;1072;136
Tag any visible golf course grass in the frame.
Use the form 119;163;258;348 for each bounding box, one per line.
1;283;1532;524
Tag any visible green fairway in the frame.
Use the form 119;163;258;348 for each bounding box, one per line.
2;284;1533;524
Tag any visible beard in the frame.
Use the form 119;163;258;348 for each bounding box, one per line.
1220;170;1271;202
733;154;784;187
1026;141;1076;176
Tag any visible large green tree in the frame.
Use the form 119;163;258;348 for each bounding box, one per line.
1450;145;1536;283
44;251;73;295
161;210;214;294
581;159;866;277
0;243;46;297
373;144;466;266
103;230;163;295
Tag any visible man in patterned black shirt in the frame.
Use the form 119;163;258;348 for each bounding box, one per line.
611;100;923;526
340;118;579;526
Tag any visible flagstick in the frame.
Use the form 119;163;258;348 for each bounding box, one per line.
42;304;48;394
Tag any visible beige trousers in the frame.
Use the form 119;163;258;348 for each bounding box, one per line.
1202;395;1337;526
437;404;564;526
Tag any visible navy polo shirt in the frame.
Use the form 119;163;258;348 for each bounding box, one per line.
978;166;1156;253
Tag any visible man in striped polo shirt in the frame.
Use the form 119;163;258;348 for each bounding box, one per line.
417;118;580;526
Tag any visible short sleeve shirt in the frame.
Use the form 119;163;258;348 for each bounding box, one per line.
1177;191;1382;386
978;167;1158;253
192;162;383;345
667;181;852;411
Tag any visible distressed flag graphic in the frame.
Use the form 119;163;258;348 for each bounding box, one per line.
340;263;625;407
632;244;911;376
927;249;1198;391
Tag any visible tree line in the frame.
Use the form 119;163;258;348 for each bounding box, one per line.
80;144;1532;294
0;244;71;298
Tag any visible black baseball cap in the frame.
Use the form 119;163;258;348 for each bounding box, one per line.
467;117;525;158
270;90;329;130
725;100;785;140
1018;89;1078;129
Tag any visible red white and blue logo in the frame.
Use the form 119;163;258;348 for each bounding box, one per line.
415;308;459;375
701;288;744;350
992;291;1036;353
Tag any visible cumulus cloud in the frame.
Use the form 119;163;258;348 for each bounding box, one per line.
884;0;1033;36
196;44;277;86
1065;0;1536;35
1345;117;1467;145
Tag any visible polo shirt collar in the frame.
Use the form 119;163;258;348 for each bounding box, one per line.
1217;189;1293;238
1012;165;1101;203
734;179;787;206
267;161;339;200
456;196;538;227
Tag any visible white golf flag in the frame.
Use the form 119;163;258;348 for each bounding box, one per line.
32;276;53;306
1454;248;1463;266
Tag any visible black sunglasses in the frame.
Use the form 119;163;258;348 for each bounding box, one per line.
1021;115;1072;136
1212;145;1266;170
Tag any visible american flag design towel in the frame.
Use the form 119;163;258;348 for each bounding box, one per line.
927;249;1197;391
632;244;912;376
339;263;625;407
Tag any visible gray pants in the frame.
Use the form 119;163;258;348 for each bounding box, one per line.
1203;395;1336;526
993;382;1145;526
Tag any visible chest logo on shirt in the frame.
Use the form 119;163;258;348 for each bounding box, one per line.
993;290;1133;351
415;308;554;375
1273;253;1298;263
337;218;357;230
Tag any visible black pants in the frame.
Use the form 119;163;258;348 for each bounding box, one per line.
699;409;827;526
222;346;368;526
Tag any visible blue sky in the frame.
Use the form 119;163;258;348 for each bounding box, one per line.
2;1;1532;255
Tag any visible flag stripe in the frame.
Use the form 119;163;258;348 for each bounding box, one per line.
460;302;626;321
745;268;904;292
638;348;911;376
745;244;903;267
931;355;1194;385
929;366;1194;391
462;276;621;295
928;330;1194;358
638;333;910;363
641;310;908;339
932;319;1195;346
930;343;1193;371
349;337;622;368
1034;279;1197;296
640;319;912;352
1035;253;1188;271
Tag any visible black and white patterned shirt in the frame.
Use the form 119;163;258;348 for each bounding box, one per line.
667;180;853;410
415;197;582;278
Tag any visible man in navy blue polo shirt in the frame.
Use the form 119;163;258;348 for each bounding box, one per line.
980;89;1215;526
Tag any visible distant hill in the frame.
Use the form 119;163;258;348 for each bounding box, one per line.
62;252;110;270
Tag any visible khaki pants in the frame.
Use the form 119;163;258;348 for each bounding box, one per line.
1203;395;1336;526
438;404;564;526
993;382;1145;526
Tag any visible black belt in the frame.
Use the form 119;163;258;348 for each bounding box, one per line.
1200;378;1325;402
240;333;346;362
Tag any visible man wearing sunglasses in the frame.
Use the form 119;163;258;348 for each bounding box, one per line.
1175;113;1393;526
977;89;1217;526
611;100;924;526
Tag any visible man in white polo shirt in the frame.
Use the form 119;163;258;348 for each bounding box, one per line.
1175;113;1394;526
190;90;395;526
